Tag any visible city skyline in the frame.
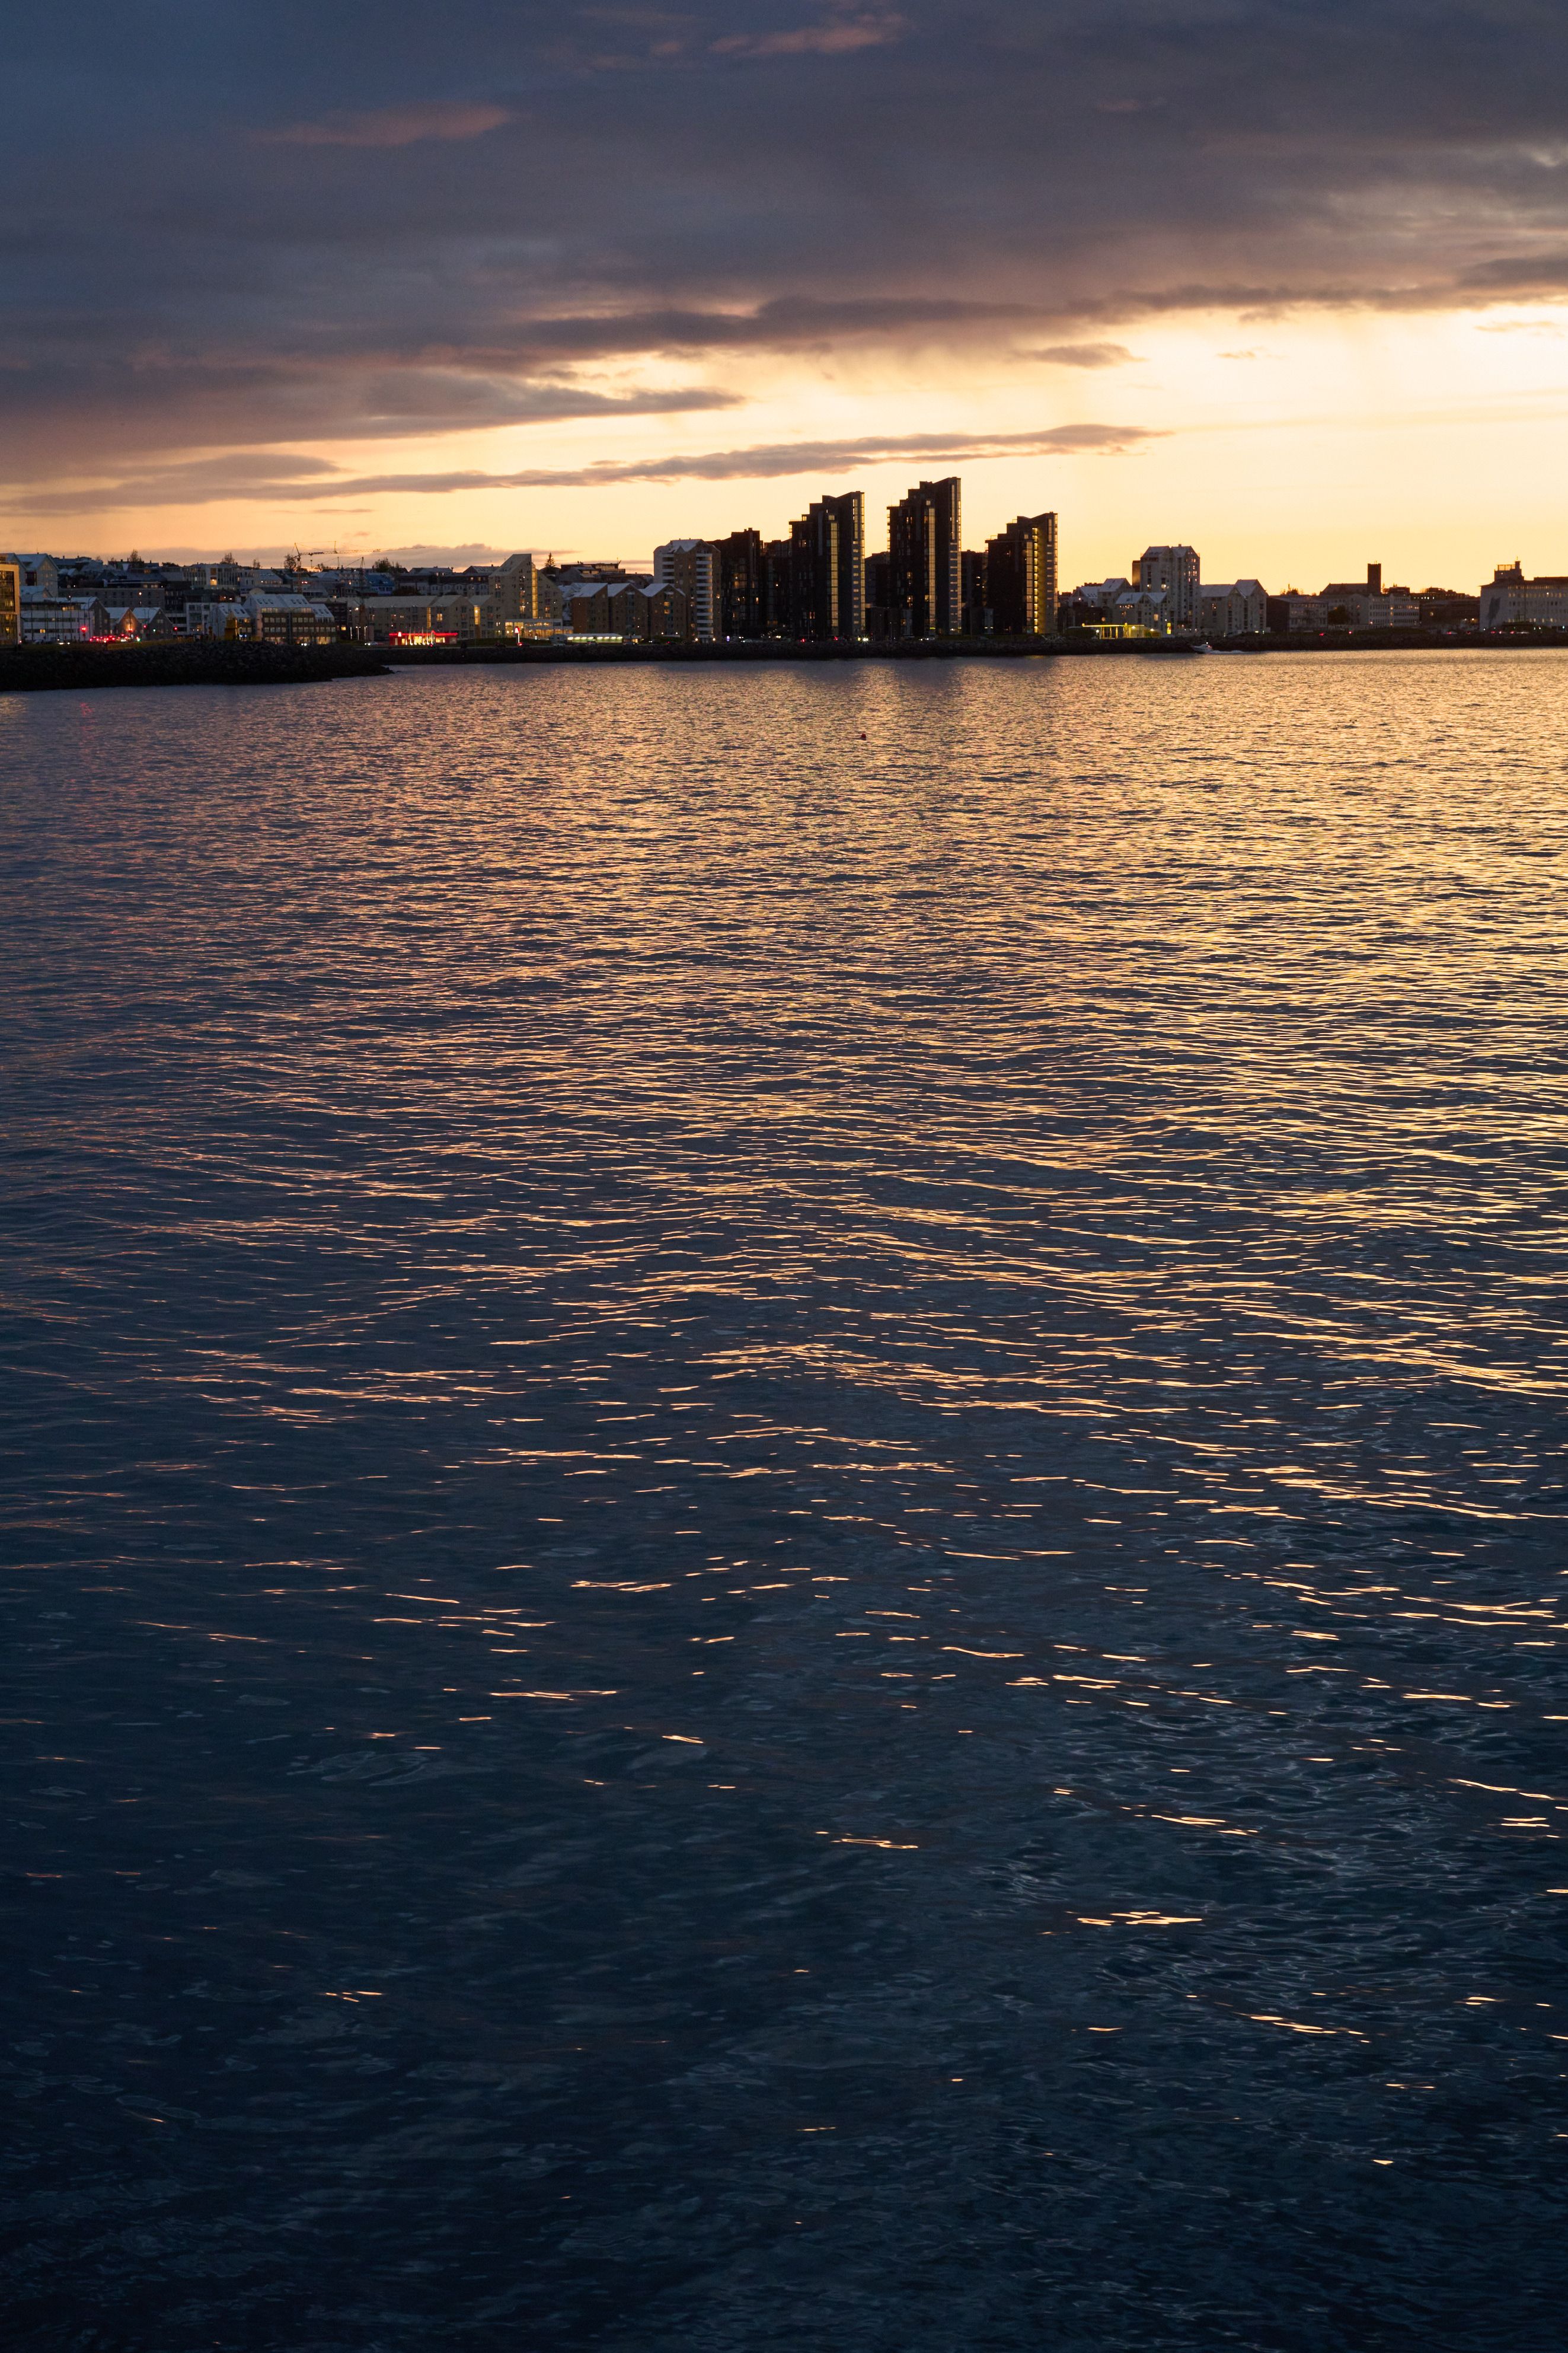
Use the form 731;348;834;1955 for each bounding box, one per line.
8;6;1568;583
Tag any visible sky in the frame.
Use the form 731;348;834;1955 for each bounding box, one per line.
7;1;1568;588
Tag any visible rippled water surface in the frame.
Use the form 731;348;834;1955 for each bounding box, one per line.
3;651;1567;2351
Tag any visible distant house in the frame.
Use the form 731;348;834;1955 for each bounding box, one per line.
106;605;178;640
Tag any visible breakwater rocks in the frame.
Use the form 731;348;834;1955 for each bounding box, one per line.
387;633;1187;667
0;640;392;694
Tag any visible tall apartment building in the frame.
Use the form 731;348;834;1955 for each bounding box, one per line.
960;550;989;636
985;512;1059;636
495;552;538;621
715;528;763;639
888;478;962;639
1133;545;1200;629
0;562;19;645
863;550;895;639
788;491;865;640
653;541;717;641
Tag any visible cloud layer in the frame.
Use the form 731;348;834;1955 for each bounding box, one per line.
8;423;1161;517
5;2;1568;511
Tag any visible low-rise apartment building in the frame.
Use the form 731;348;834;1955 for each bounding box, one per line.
19;590;105;642
1478;564;1568;629
355;594;494;645
1198;579;1268;635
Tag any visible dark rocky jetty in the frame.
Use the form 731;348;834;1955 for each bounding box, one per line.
0;640;392;694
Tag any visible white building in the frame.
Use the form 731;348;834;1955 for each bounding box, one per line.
653;541;716;642
1065;579;1171;635
185;600;255;640
19;588;100;643
1478;564;1568;630
1134;546;1200;629
1070;578;1132;612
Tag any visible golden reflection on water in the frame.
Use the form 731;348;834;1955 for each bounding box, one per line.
4;650;1568;2345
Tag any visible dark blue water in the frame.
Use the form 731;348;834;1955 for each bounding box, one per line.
3;652;1566;2351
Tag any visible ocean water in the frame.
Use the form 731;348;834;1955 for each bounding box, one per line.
2;649;1566;2352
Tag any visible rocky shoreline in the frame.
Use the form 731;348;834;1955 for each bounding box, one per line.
0;640;392;694
4;629;1558;696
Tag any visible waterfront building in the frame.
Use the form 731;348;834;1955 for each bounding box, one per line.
561;581;635;635
985;513;1059;636
242;592;338;647
495;553;539;622
1266;592;1329;633
2;553;60;597
357;593;494;645
863;550;896;641
1417;588;1480;630
1059;579;1167;636
1062;578;1132;626
1197;579;1268;636
539;561;634;625
185;600;252;640
1133;546;1200;629
653;541;717;641
1113;586;1170;635
1316;565;1416;629
716;529;764;639
788;492;865;641
0;561;19;643
1478;562;1568;630
760;538;794;637
960;550;991;636
106;606;178;640
627;582;692;641
888;477;962;639
18;589;102;643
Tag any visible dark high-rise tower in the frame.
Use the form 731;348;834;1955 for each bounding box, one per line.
887;477;962;638
788;492;865;640
760;538;794;636
716;528;764;639
985;512;1059;636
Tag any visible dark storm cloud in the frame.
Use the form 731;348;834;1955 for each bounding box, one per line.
6;2;1568;504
